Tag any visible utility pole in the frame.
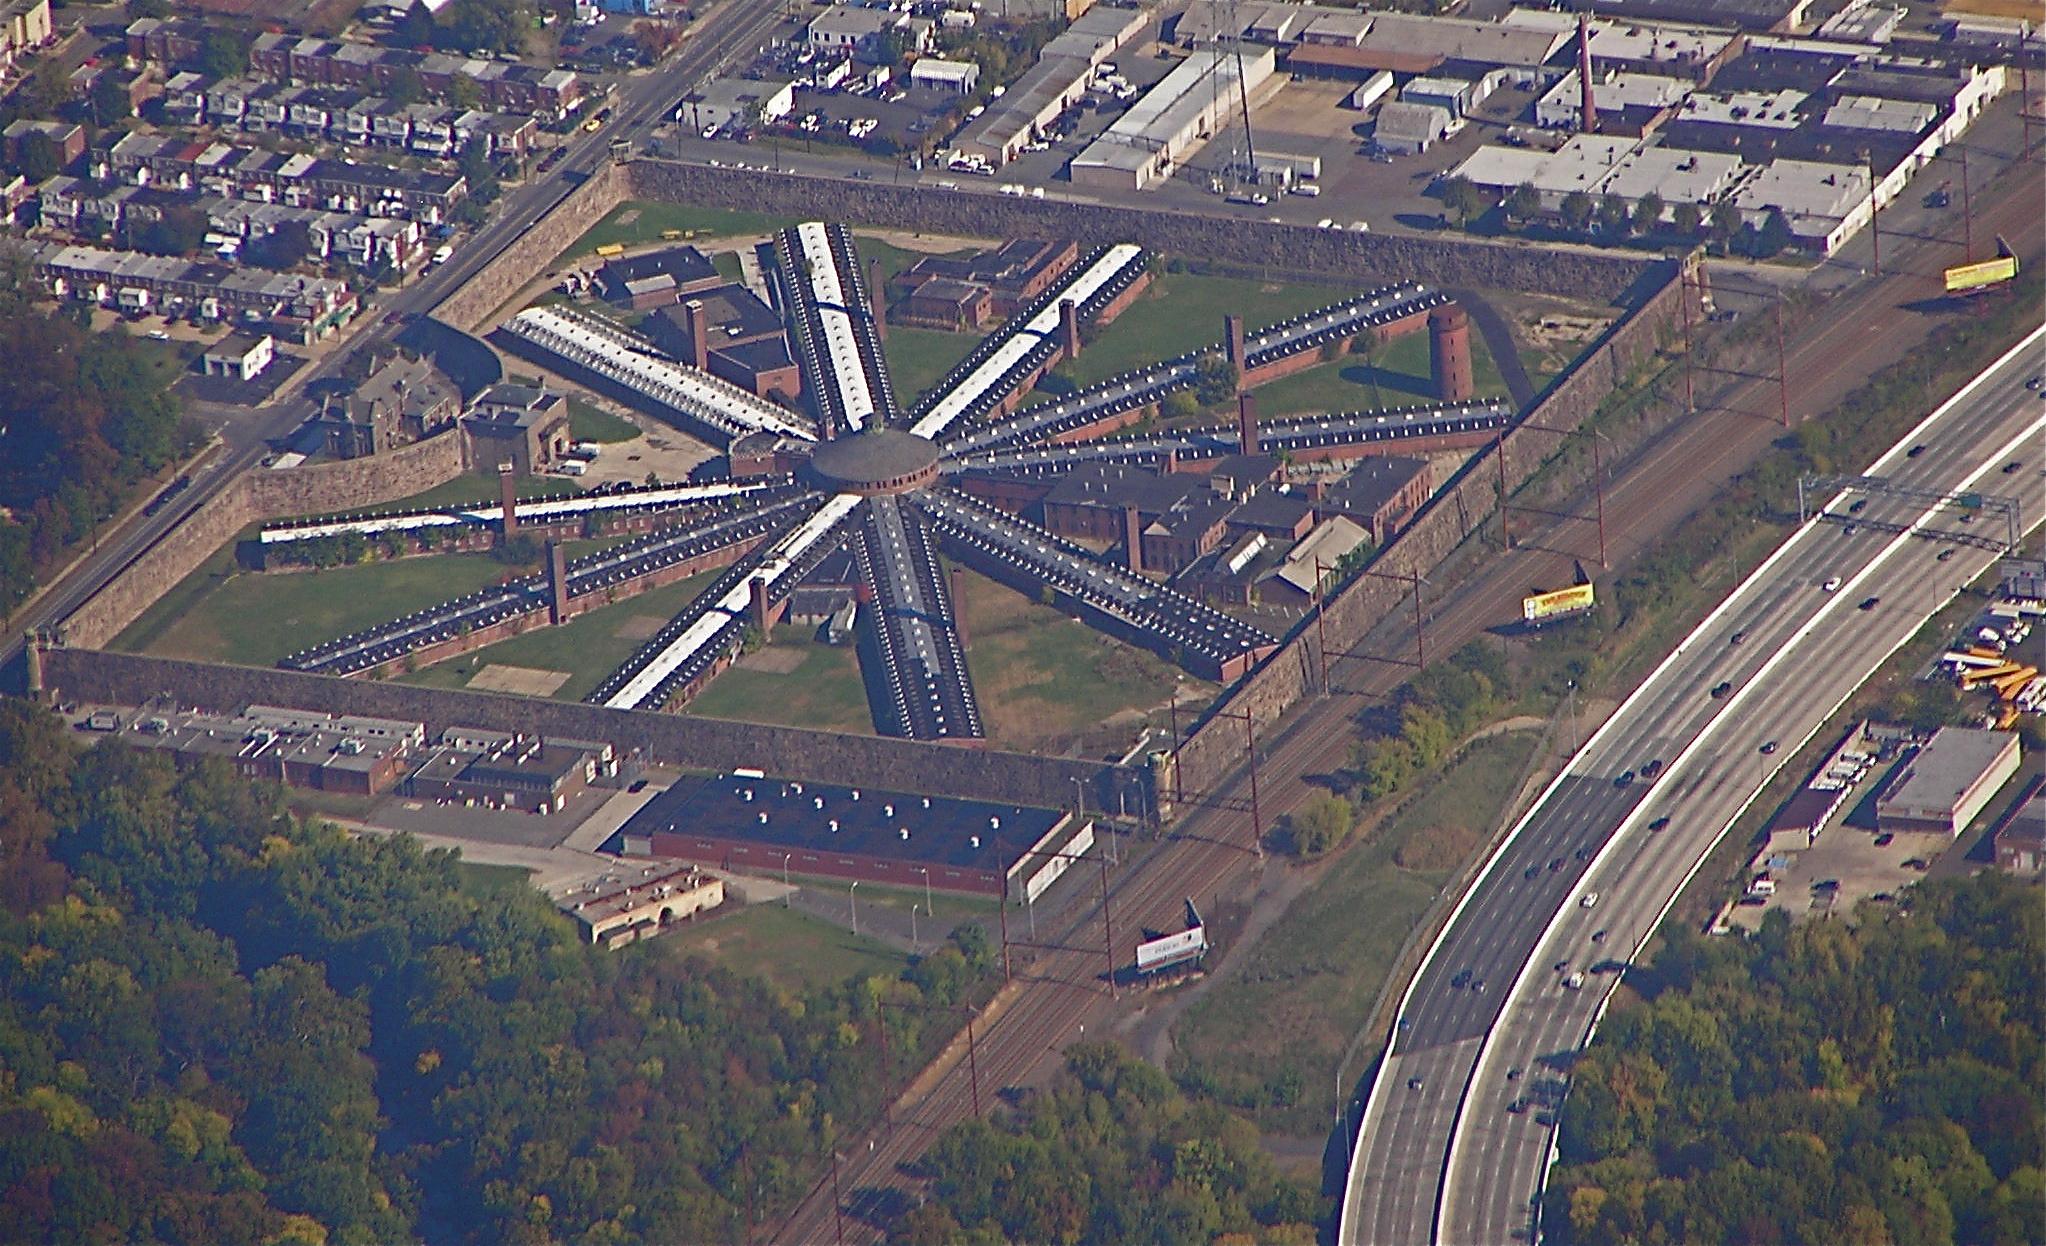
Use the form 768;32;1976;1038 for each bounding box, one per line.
1863;150;1880;277
1959;142;1974;263
1680;269;1695;412
1775;295;1790;429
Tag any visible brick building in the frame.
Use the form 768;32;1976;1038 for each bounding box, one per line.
595;244;722;310
888;237;1081;322
645;282;804;401
461;383;574;476
1311;455;1433;542
312;353;460;459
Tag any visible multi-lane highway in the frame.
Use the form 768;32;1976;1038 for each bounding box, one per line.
0;0;785;673
1343;325;2045;1246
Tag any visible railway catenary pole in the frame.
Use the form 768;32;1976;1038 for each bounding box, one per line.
1500;421;1611;569
829;1150;845;1246
1864;148;1881;278
1776;294;1791;429
994;833;1121;997
1212;708;1265;858
1680;268;1695;412
1960;142;1974;263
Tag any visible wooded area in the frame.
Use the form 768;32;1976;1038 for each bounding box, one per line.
1548;876;2043;1245
0;264;196;618
0;700;991;1244
893;1042;1322;1244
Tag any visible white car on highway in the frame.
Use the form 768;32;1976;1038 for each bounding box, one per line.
1580;892;1599;908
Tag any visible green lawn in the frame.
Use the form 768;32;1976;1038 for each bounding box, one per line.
953;567;1209;755
711;250;744;282
112;536;247;656
1248;325;1510;419
559;202;802;263
567;397;640;443
657;902;907;994
377;472;583;513
884;326;981;404
454;861;539;899
782;871;1000;922
1062;271;1352;389
1170;730;1541;1136
686;632;874;735
397;569;719;701
131;553;518;667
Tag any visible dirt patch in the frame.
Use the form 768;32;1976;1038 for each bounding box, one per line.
614;208;642;227
467;664;572;696
1394;824;1481;872
736;647;806;674
614;614;668;641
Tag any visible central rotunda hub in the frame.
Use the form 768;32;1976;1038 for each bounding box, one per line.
804;428;942;496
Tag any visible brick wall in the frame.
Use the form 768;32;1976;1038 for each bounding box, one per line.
39;648;1151;816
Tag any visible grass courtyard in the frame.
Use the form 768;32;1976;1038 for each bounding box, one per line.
684;632;875;736
1169;730;1540;1136
395;569;721;702
656;902;907;995
120;551;519;667
1246;324;1511;420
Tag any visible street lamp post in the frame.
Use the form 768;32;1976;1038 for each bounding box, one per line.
782;851;793;906
917;866;932;920
909;901;919;952
849;880;860;937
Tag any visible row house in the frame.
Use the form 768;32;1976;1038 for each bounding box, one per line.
245;32;583;117
37;179;425;271
28;240;358;344
189;75;540;160
107;133;466;223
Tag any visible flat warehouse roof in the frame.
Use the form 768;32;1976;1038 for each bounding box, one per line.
621;773;1072;871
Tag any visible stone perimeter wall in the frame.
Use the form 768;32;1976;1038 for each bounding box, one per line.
433;162;630;333
1167;259;1690;802
39;648;1148;815
61;432;470;650
624;160;1656;304
47;158;1684;823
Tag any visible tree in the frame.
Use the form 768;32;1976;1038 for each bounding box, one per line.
1754;207;1793;258
1192;354;1238;406
458;140;500;206
447;73;483;111
1160;389;1199;420
131;204;210;257
1595;192;1632;240
1632;191;1664;235
1439;175;1489;228
1559;190;1593;234
245;218;316;270
1708;200;1743;253
16;130;61;182
1505;181;1541;223
394;0;437;48
1671;200;1703;238
385;65;425;108
199;30;250;79
1284;792;1354;856
90;72;134;127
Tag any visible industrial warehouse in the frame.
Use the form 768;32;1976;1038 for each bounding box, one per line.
612;771;1095;904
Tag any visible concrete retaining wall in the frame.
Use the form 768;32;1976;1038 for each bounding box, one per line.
40;647;1147;814
624;160;1656;303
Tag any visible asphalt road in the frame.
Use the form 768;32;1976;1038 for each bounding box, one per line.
1343;326;2046;1246
0;0;786;675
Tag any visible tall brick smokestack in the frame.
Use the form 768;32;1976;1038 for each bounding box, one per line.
547;540;569;625
750;576;773;640
1578;10;1597;134
499;465;518;539
1123;505;1144;574
1430;304;1475;404
1060;298;1080;361
1237;392;1259;455
1223;314;1246;387
684;299;708;370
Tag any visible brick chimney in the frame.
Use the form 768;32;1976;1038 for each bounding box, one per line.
684;299;708;370
547;540;569;624
1578;11;1598;134
1123;505;1144;574
750;576;773;640
1237;392;1259;455
1223;313;1246;384
498;464;518;539
1060;297;1080;361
